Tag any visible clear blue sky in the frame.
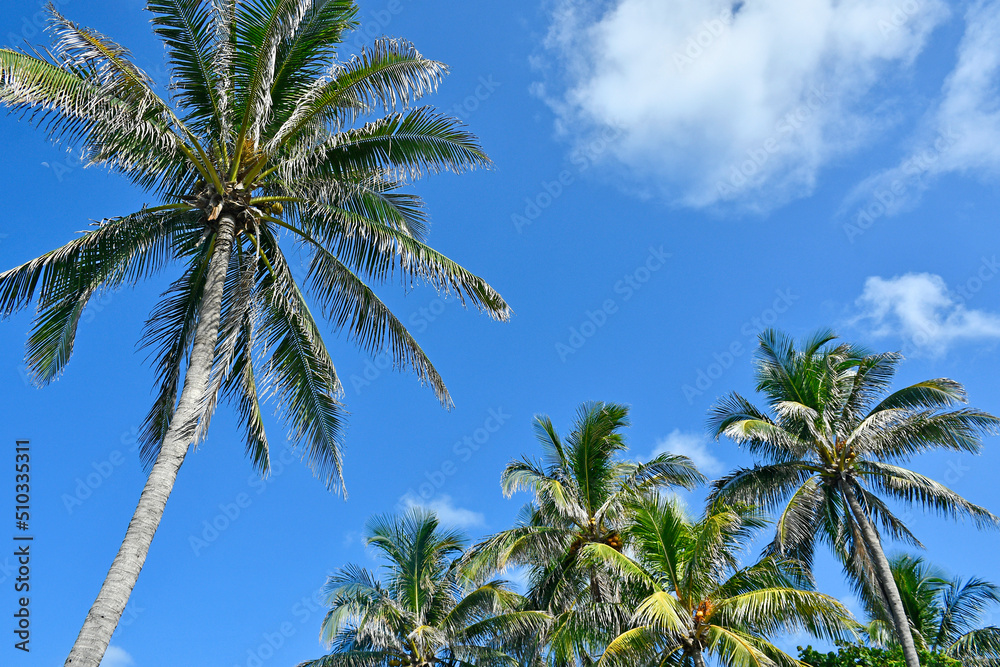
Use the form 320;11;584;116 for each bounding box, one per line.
2;1;1000;665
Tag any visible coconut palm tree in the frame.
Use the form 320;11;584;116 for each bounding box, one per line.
862;554;1000;665
708;329;1000;667
464;402;706;666
0;3;508;664
594;495;856;667
296;509;548;667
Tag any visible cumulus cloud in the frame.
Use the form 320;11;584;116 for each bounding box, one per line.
538;0;948;211
843;0;1000;220
101;646;136;667
854;271;1000;355
651;429;724;475
400;494;485;528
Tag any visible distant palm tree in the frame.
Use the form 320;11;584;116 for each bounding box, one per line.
0;2;507;664
863;554;1000;665
708;329;999;667
297;510;547;667
465;401;705;666
595;495;856;667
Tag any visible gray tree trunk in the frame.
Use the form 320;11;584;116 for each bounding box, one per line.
690;646;707;667
840;480;921;667
65;214;236;666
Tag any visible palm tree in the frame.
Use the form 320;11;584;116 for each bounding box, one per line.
465;401;706;666
594;495;856;667
296;509;548;667
862;554;1000;665
0;3;508;664
708;329;1000;667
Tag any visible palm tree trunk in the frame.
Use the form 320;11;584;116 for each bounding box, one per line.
690;647;707;667
65;214;236;667
840;480;920;667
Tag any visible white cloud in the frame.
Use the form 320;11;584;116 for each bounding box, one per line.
401;494;485;528
854;272;1000;355
651;429;724;475
843;0;1000;217
538;0;948;211
101;646;136;667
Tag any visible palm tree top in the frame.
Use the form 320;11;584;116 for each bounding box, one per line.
504;402;705;521
0;0;511;490
862;554;1000;664
709;329;1000;667
1;4;511;663
595;494;858;667
709;329;999;519
302;509;547;667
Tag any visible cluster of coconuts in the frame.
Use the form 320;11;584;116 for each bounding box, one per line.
693;600;713;624
604;532;624;551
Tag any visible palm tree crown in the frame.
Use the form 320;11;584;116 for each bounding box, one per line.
298;510;547;667
0;0;508;484
863;554;1000;665
708;329;999;667
465;402;706;666
469;403;705;606
0;3;508;664
596;496;856;667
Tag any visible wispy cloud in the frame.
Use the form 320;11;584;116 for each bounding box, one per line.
401;494;485;528
101;646;136;667
537;0;948;212
843;0;1000;216
651;429;724;476
854;272;1000;355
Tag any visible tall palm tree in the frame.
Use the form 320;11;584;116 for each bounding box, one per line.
863;554;1000;665
465;401;706;666
595;495;856;667
708;329;1000;667
297;509;548;667
0;3;508;664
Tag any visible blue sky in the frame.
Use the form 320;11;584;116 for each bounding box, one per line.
2;0;1000;665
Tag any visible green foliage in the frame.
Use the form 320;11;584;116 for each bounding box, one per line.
709;329;999;663
296;509;547;667
797;643;960;666
862;554;1000;665
463;402;705;666
596;496;856;667
0;0;509;490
